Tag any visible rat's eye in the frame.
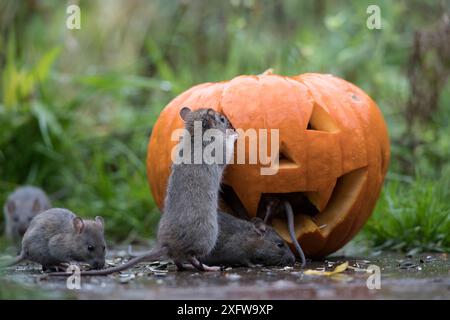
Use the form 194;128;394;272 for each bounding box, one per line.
276;241;285;248
219;116;225;123
88;245;95;252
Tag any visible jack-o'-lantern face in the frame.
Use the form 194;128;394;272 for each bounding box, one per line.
147;72;390;258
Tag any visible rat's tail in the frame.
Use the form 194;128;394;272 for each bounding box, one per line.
283;201;306;268
47;245;168;277
127;244;140;258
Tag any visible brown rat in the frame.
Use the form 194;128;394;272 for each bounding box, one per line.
221;190;307;268
3;186;52;243
4;208;106;271
200;211;295;267
48;107;238;276
156;106;238;270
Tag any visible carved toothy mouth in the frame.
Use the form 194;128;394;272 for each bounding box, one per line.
219;101;369;243
219;166;368;239
269;166;368;239
278;151;298;169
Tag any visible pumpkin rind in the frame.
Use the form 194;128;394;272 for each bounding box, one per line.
146;72;390;258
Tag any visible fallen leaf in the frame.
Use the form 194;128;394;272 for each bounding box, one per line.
304;262;349;276
333;261;349;273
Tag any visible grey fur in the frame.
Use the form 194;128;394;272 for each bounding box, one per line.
200;211;295;267
158;108;237;266
48;107;237;276
51;211;294;276
9;208;106;270
3;186;52;242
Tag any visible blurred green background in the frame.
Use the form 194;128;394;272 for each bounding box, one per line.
0;0;448;253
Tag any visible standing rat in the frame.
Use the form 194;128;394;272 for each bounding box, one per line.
156;106;238;271
3;186;52;243
48;107;238;276
4;208;106;271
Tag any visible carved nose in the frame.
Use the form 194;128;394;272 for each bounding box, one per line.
18;228;27;236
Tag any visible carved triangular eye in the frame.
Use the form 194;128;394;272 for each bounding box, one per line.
307;103;340;133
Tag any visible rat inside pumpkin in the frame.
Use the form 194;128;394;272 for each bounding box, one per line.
147;72;390;259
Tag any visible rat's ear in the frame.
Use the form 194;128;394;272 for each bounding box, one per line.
6;200;15;216
206;108;217;127
95;216;104;230
73;217;85;234
32;199;41;213
180;107;191;121
251;217;267;236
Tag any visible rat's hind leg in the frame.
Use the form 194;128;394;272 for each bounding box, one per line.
174;260;186;271
188;257;204;271
188;257;220;272
176;263;196;271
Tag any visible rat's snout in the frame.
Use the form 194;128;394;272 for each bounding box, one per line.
91;259;105;269
282;250;296;266
18;227;27;237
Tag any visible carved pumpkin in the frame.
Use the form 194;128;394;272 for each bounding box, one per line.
146;72;390;258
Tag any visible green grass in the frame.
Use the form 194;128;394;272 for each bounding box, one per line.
0;0;448;251
363;171;450;253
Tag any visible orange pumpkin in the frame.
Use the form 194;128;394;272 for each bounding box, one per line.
146;72;390;258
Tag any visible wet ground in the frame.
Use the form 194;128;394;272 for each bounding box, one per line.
1;247;449;299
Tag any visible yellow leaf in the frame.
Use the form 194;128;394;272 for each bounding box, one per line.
331;262;348;274
303;262;349;277
304;269;332;276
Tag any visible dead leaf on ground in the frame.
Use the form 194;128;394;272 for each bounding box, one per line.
304;262;349;276
304;262;353;282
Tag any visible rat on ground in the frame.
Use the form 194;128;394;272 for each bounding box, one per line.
4;208;106;271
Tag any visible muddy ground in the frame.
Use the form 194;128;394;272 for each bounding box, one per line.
1;247;449;300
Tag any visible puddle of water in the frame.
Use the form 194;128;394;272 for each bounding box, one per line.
1;249;449;299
